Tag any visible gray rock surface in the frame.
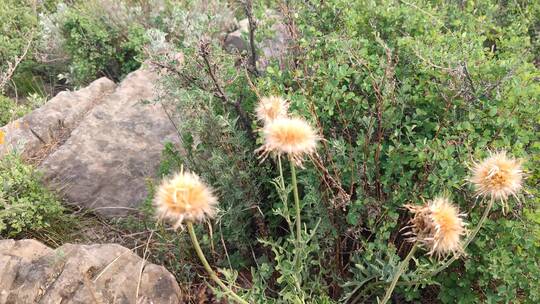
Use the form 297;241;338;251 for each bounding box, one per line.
40;68;178;217
224;18;250;54
0;78;116;159
0;239;181;304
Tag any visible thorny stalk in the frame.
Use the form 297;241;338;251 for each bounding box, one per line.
187;222;248;304
380;242;419;304
289;156;302;266
277;155;293;230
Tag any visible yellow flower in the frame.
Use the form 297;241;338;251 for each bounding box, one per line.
0;130;4;145
256;117;319;165
255;96;289;123
470;151;523;202
154;171;218;229
405;197;466;257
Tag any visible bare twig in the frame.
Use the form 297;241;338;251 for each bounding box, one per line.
243;0;259;75
198;40;256;142
310;153;351;209
93;243;146;282
279;1;302;69
199;40;230;103
136;230;155;301
244;65;261;99
83;275;101;304
0;31;34;93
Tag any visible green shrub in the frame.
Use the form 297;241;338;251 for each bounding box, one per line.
0;154;64;237
60;7;146;85
0;95;32;126
0;0;40;94
36;0;153;86
439;219;540;303
0;0;37;64
147;0;540;302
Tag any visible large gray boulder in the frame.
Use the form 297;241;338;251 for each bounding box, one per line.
40;68;178;217
0;78;116;159
0;239;181;304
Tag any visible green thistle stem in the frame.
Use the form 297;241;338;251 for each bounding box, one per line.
289;156;305;295
278;155;292;229
290;158;302;249
380;242;419;304
187;222;248;304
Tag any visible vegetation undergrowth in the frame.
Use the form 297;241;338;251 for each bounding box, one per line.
0;153;64;237
143;0;540;303
0;0;539;303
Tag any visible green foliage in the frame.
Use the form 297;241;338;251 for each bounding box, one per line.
439;218;540;303
0;154;64;237
0;95;32;126
0;0;37;63
262;0;540;302
59;2;147;85
155;75;269;264
0;0;40;95
141;0;540;302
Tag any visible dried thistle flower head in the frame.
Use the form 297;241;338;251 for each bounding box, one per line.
154;171;218;229
470;151;523;202
255;96;289;123
256;117;319;165
405;197;466;257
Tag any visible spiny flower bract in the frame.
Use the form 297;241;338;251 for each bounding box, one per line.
256;117;319;165
404;197;466;257
154;171;218;229
470;151;523;202
255;96;289;123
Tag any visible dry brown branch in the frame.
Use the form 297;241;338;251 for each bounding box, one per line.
198;39;256;142
0;32;34;93
242;0;259;75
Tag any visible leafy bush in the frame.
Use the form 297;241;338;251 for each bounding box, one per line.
143;0;540;302
37;0;154;85
0;154;64;237
0;0;40;94
0;95;32;126
0;0;37;64
439;219;540;303
59;2;147;84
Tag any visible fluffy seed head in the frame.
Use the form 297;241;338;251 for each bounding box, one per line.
154;171;218;229
405;197;466;257
470;151;523;202
256;117;319;165
255;96;289;123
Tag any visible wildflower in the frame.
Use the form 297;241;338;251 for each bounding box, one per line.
470;151;523;202
0;130;4;145
154;171;218;229
255;96;289;123
405;197;466;256
256;117;319;165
